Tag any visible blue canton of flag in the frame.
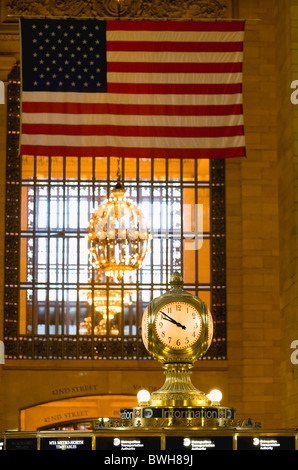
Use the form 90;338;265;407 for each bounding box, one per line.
21;18;107;93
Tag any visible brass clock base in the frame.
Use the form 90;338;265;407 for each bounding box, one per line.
106;362;238;430
147;362;210;407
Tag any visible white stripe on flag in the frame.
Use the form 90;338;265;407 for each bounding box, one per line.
21;133;246;149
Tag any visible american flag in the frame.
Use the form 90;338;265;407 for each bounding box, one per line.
20;18;246;159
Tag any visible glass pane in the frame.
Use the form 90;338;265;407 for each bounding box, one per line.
22;155;34;180
64;289;77;335
197;159;209;181
183;159;195;181
49;238;63;283
51;156;64;179
110;157;120;181
36;237;48;283
95;157;107;180
20;238;28;283
198;239;210;284
139;158;151;180
168;159;180;180
154;159;165;181
36;186;49;230
183;188;195;235
80;157;92;180
36;156;48;180
35;289;47;335
199;188;210;233
183;239;196;284
19;289;29;334
125;158;136;180
66;157;78;180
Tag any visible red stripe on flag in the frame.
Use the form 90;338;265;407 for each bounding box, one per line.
22;102;244;116
107;61;243;74
107;41;243;52
22;123;244;138
107;83;242;95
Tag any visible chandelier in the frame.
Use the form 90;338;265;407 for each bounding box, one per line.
79;289;132;335
88;164;150;282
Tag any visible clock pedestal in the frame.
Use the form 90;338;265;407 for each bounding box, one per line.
115;360;237;429
147;362;210;407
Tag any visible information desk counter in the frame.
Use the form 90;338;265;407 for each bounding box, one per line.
0;429;297;451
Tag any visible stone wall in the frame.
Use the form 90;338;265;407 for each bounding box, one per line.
226;0;281;427
276;0;298;428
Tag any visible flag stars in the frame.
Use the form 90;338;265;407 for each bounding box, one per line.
28;19;107;92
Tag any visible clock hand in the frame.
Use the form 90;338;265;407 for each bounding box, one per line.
160;311;186;330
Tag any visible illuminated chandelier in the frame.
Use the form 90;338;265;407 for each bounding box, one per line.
84;289;133;315
79;289;133;335
88;162;150;282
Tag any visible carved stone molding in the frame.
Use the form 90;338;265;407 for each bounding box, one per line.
5;0;232;21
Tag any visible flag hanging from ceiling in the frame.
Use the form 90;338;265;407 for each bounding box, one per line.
20;18;246;159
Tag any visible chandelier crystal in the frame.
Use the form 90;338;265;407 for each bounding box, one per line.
88;171;150;282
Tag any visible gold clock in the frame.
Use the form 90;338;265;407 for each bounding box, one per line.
141;272;213;365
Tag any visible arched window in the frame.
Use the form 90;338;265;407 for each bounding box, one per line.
4;63;226;360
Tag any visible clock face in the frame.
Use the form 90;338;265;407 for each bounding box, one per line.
154;301;202;350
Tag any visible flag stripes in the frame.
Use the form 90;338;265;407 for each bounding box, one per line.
20;18;246;159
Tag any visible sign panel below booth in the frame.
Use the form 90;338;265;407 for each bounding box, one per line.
96;436;161;450
5;438;38;451
40;437;92;450
236;436;296;451
165;436;234;451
